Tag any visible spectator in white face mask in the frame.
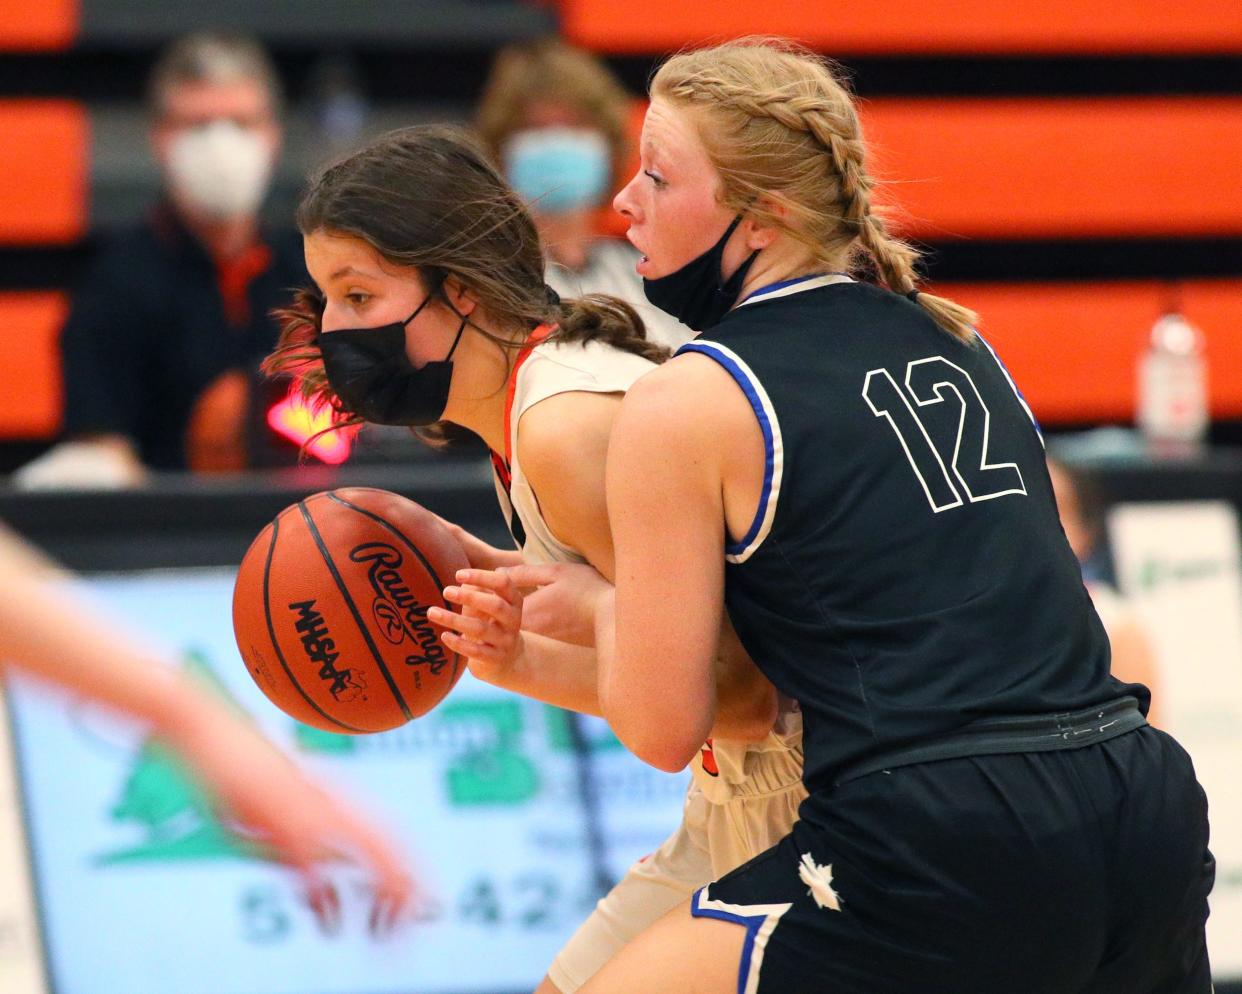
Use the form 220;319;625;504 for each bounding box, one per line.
476;40;690;350
16;32;303;487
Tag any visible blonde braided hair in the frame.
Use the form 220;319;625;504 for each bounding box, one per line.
652;38;977;343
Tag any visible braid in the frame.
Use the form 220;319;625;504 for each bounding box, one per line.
819;126;872;241
859;216;918;295
816;101;980;344
653;38;979;344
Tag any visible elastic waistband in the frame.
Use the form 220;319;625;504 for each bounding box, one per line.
834;696;1147;786
732;745;806;799
692;741;806;803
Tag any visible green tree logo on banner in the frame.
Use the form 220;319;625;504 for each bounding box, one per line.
95;650;272;866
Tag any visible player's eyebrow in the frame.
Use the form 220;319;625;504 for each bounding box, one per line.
329;265;371;281
642;139;669;173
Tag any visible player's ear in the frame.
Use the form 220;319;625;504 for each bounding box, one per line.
441;277;478;317
743;200;784;251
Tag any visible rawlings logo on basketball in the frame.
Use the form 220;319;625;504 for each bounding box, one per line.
349;542;450;674
371;598;408;644
289;599;368;702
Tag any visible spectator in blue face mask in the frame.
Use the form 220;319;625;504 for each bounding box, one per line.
476;39;690;349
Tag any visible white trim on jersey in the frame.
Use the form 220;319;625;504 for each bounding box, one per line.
737;272;853;308
976;333;1044;446
691;886;793;994
676;340;784;564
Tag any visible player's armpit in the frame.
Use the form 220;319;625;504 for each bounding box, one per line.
516;390;621;581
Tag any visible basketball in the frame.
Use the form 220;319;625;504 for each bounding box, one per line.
232;487;469;733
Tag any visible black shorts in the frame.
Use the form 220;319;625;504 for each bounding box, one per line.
693;725;1214;994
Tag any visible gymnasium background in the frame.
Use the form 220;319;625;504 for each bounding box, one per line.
0;2;1240;992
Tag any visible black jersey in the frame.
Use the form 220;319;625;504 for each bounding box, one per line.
678;276;1141;791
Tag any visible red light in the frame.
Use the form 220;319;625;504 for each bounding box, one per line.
266;393;356;465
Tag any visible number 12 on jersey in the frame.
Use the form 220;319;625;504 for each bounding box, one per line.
863;356;1027;513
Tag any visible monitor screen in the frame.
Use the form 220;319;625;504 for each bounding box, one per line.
2;569;688;994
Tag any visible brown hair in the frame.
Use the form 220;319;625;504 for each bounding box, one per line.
475;38;632;192
148;31;283;116
263;125;665;444
651;38;977;343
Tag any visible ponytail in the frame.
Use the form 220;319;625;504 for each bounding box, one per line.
553;294;671;364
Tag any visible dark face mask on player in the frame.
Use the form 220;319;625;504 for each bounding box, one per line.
642;215;759;332
317;289;467;427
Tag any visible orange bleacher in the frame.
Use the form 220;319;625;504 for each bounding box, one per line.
941;279;1242;424
0;98;87;439
0;3;1238;439
0;293;66;438
0;100;88;244
596;84;1241;426
0;0;76;51
607;97;1242;240
864;98;1242;239
563;0;1242;55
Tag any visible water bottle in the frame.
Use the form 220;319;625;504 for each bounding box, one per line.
1137;312;1208;456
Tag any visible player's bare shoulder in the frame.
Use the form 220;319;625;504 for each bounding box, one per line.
620;351;753;440
517;389;621;481
617;350;764;493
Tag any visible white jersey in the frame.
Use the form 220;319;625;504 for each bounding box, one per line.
491;331;803;805
492;335;655;566
491;331;807;993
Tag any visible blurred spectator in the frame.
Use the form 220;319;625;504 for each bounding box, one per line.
307;53;369;153
1048;457;1162;725
16;32;304;488
475;39;690;349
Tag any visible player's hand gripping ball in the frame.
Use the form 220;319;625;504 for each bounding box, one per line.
232;488;469;733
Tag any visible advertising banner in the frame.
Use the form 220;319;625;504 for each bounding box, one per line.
3;569;689;994
1109;500;1242;978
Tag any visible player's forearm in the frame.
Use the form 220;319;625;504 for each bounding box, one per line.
477;631;604;716
0;572;204;738
436;516;523;571
596;591;713;773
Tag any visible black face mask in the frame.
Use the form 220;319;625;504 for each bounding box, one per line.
318;290;467;427
642;215;760;331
